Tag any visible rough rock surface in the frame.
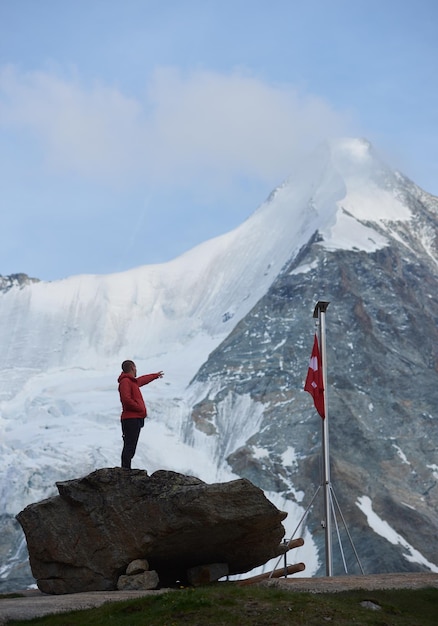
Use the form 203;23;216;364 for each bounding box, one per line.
117;570;159;591
16;468;287;594
187;175;438;575
126;559;150;576
0;273;39;293
117;558;158;590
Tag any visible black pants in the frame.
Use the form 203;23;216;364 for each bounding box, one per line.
121;418;144;469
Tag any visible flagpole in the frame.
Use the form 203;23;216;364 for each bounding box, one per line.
313;301;332;576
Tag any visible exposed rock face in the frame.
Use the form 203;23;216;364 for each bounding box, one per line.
16;468;287;594
186;179;438;575
0;273;39;293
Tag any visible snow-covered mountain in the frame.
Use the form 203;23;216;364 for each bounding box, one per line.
1;138;437;590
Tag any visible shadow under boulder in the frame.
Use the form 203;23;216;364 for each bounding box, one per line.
16;468;287;594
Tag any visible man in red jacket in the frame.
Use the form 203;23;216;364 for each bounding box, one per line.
118;360;164;469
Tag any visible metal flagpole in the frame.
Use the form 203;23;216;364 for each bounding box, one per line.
313;300;332;576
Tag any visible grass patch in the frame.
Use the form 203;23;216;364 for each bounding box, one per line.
6;583;438;625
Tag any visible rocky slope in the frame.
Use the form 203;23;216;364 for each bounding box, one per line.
185;153;438;575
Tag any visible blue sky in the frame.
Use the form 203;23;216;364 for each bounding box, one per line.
1;0;437;281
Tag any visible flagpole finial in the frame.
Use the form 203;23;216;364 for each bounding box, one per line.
313;301;330;318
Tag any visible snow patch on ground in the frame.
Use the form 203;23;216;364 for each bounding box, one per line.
356;496;438;573
392;444;410;465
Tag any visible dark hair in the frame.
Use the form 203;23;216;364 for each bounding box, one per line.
121;360;135;373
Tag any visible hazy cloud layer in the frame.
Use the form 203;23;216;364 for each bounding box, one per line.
0;65;353;192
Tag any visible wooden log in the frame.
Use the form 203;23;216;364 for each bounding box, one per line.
277;537;305;554
237;562;305;586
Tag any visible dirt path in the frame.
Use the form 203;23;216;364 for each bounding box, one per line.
263;572;438;593
0;588;171;624
1;573;437;624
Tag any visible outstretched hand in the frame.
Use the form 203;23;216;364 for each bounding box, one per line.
156;371;164;378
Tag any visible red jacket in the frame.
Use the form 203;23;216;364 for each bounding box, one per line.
118;372;161;420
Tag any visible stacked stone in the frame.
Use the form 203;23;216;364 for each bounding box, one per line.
117;559;159;591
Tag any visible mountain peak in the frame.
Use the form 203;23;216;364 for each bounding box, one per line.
317;137;390;185
330;136;373;160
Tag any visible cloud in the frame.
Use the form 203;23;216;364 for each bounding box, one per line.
145;68;353;186
0;65;353;192
0;65;142;180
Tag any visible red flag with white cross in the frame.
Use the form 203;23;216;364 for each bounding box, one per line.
304;334;325;418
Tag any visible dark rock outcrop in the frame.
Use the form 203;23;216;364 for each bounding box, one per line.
16;468;287;594
0;273;39;293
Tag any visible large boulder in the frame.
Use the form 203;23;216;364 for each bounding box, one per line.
16;468;287;594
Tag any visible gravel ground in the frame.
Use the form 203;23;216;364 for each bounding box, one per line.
0;588;171;624
1;573;438;623
263;572;438;593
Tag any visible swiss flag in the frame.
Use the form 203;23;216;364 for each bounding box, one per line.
304;334;325;418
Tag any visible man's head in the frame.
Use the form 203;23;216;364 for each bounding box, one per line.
121;360;137;376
